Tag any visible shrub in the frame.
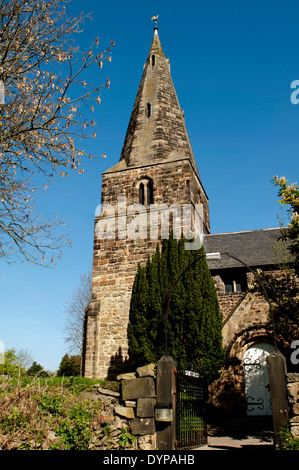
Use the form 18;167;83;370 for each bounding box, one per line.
57;354;81;376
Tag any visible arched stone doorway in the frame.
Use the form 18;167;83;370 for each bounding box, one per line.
243;343;274;416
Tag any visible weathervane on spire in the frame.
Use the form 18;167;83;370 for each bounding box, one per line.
151;15;159;30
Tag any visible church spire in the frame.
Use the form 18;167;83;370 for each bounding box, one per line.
118;22;200;177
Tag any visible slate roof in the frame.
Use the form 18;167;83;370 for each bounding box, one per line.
204;227;284;270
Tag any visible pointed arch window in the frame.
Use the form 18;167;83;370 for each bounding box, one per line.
151;55;155;67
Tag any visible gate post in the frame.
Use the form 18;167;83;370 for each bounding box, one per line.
267;352;289;448
155;356;177;450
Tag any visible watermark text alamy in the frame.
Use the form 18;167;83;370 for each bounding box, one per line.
94;196;205;250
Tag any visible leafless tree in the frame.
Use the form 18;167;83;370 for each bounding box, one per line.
63;272;91;354
0;0;114;265
16;348;34;369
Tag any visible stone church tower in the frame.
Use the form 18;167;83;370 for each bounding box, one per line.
82;26;210;379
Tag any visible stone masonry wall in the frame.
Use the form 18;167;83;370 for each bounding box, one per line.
91;364;157;450
82;158;209;380
287;373;299;438
218;293;246;323
221;292;270;357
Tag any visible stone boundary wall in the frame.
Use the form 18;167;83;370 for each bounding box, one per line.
287;373;299;438
93;363;157;450
94;364;299;447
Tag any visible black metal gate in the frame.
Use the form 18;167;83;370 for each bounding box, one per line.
175;370;207;449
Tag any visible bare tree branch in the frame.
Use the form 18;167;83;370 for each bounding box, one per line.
0;0;114;265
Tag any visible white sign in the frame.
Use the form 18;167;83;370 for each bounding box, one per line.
184;370;199;378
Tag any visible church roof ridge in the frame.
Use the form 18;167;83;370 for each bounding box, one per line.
206;227;282;237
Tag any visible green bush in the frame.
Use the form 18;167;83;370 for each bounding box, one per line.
27;361;49;377
57;354;81;376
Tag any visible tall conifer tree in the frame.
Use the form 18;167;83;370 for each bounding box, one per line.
128;234;224;384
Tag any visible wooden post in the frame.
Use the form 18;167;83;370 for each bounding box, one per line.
267;352;289;448
155;356;177;450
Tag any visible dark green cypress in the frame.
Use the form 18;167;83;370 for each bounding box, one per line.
127;262;152;364
127;233;225;383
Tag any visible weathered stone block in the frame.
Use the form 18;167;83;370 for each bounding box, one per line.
287;382;299;402
137;364;156;377
117;372;136;380
122;377;155;400
290;416;299;423
137;398;156;417
287;373;299;384
130;418;155;436
137;434;157;450
124;400;136;407
97;387;120;398
290;424;299;437
114;405;135;419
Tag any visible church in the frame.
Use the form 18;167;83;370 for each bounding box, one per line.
82;24;283;415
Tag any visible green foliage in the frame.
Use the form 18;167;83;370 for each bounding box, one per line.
0;349;50;379
51;401;95;450
118;427;137;448
63;375;103;391
57;354;81;376
250;177;299;368
26;383;101;450
0;348;26;377
273;176;299;275
128;234;225;384
279;426;299;450
34;392;64;416
2;407;31;434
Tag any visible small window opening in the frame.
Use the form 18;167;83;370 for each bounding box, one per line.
146;102;151;118
139;182;145;205
223;271;247;294
151;55;155;67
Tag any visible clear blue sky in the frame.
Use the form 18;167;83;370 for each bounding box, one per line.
1;0;298;371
